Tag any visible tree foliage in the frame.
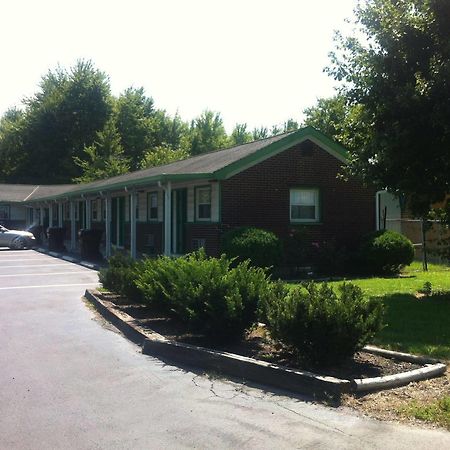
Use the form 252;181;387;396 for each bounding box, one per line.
189;110;228;155
140;145;189;169
0;61;302;184
73;119;129;182
326;0;450;216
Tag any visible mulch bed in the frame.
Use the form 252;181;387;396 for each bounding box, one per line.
96;291;421;381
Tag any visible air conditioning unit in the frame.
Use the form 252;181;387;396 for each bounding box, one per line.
192;238;206;250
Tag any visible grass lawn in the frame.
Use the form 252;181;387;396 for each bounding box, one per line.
292;262;450;360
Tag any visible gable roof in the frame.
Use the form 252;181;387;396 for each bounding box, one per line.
3;126;348;203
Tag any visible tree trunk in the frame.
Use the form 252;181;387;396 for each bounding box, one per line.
421;217;428;271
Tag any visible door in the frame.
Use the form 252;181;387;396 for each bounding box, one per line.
172;189;187;254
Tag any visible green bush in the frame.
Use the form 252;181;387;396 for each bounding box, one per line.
136;249;273;342
360;230;415;275
221;227;282;269
265;282;384;366
99;252;142;301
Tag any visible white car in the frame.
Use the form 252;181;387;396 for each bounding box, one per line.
0;225;36;249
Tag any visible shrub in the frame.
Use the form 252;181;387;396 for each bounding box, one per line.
360;230;415;275
99;252;142;301
135;249;273;342
265;282;384;366
221;227;282;269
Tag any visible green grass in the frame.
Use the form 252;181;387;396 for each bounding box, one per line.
401;396;450;430
289;261;450;359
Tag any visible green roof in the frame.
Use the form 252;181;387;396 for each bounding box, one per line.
1;126;348;203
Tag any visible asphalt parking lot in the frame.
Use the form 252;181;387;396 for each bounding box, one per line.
1;249;449;449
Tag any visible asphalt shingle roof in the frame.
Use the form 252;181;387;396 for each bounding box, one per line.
0;184;74;203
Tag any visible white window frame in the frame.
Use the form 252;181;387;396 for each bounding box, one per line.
290;188;320;223
195;186;212;221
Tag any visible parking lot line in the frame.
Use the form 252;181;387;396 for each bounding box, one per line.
0;283;98;290
0;263;77;269
0;258;53;262
0;271;90;277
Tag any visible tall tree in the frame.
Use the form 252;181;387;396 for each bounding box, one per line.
115;87;155;170
0;108;25;182
9;60;112;183
327;0;450;218
189;110;228;155
73;119;129;182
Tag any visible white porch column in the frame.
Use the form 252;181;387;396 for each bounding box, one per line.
49;204;54;228
58;203;63;227
130;191;137;259
164;181;172;256
105;194;112;258
70;201;76;252
85;198;92;229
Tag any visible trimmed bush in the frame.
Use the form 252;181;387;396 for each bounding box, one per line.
265;282;384;366
99;252;142;301
360;230;415;275
221;227;282;269
135;249;273;342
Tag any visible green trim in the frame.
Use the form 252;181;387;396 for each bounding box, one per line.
215;127;348;180
289;187;323;224
24;127;349;203
147;191;159;222
194;185;212;223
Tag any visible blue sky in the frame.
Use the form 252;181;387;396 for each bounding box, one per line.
1;0;356;132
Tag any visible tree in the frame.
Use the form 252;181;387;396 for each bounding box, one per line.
4;60;112;183
303;95;368;152
327;0;450;217
0;108;25;182
283;118;299;133
115;87;155;170
189;110;228;155
140;145;189;169
73;119;129;182
252;126;269;140
229;123;253;146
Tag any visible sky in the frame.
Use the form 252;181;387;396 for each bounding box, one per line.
0;0;356;132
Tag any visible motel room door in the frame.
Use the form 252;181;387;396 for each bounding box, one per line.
111;197;125;248
172;189;187;255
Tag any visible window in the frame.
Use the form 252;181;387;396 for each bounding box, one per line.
148;192;158;221
290;188;320;222
92;200;99;221
0;204;10;220
196;187;211;221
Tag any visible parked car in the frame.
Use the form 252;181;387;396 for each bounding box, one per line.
0;225;36;249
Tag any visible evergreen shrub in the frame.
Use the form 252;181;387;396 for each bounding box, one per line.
221;227;282;269
265;282;384;366
360;230;415;275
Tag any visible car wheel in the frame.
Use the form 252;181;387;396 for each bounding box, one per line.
10;237;27;250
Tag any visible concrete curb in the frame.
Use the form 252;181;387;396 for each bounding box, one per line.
354;363;447;392
84;288;447;397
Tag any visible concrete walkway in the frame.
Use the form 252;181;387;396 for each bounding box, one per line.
0;249;449;449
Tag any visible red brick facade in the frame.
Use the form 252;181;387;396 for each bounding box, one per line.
220;140;375;253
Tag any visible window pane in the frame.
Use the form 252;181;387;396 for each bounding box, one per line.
198;188;211;204
149;193;158;219
198;204;211;219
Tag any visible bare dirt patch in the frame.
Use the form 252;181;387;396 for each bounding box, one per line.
342;366;450;430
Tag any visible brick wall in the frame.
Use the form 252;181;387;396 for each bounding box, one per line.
221;140;375;253
185;224;221;256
